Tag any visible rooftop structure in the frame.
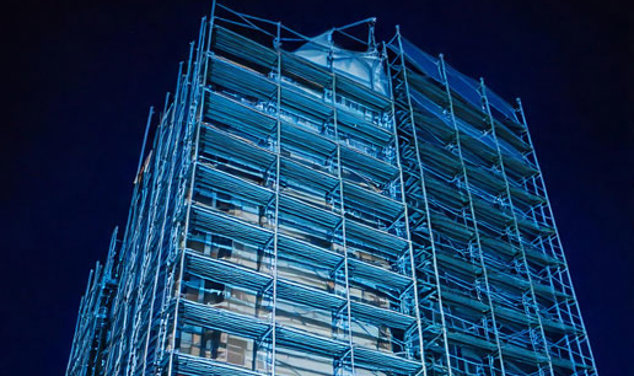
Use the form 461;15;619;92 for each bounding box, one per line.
66;3;599;376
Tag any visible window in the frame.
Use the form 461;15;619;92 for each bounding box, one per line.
226;336;247;366
203;280;225;305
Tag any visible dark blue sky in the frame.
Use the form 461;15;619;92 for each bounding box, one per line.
2;1;632;375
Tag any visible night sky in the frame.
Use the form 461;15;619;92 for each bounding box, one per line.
3;1;632;375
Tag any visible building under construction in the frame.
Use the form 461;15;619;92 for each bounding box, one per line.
66;3;599;376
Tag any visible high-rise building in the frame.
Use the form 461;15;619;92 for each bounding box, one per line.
66;3;598;376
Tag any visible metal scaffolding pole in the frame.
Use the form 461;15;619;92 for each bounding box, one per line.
328;30;357;376
148;91;178;376
437;54;508;376
166;36;202;376
269;20;283;376
478;78;556;376
128;48;195;373
392;27;452;376
383;41;428;376
516;98;599;375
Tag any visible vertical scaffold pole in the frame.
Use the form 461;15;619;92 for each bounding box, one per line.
516;98;599;375
385;36;440;376
130;46;193;374
140;17;209;376
328;30;356;375
437;54;508;376
121;106;154;250
111;104;157;376
479;78;556;376
165;7;210;374
148;91;178;374
269;20;283;376
165;68;186;376
104;104;153;375
157;6;218;373
395;28;457;376
126;100;167;376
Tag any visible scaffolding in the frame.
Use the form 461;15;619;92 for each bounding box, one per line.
66;3;599;376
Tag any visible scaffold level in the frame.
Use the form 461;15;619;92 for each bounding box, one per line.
66;3;599;376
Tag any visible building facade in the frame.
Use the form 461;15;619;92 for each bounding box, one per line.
66;4;598;376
